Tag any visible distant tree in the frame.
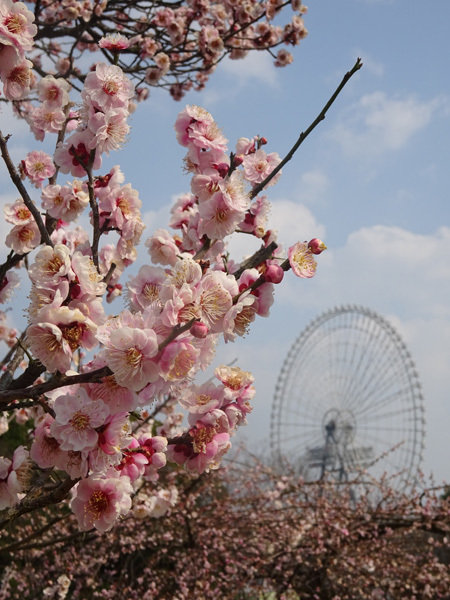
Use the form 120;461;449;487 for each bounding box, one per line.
1;458;449;599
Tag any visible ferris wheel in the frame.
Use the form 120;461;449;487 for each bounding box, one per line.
270;305;426;490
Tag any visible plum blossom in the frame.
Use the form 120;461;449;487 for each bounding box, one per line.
71;472;133;531
87;108;130;155
28;244;73;287
174;105;228;151
0;0;37;53
126;264;166;311
145;228;179;266
101;326;159;391
5;221;40;253
50;388;109;451
36;74;70;107
99;33;136;52
0;446;30;509
288;241;317;278
41;181;89;222
54;129;102;177
242;148;281;187
22;150;56;187
4;198;33;225
82;63;135;111
179;381;225;415
0;271;20;303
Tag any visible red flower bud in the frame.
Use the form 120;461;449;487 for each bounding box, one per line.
264;264;284;284
190;321;209;339
308;238;327;255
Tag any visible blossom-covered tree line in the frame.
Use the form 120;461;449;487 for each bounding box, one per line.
1;458;449;599
0;0;367;534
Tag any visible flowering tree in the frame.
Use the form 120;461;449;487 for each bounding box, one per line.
0;459;449;599
1;0;308;107
0;0;363;536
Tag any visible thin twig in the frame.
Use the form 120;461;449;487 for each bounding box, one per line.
250;58;363;199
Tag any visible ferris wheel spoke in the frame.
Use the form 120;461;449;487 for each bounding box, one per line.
357;406;418;424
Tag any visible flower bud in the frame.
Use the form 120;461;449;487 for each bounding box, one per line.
308;238;327;255
264;264;284;284
190;321;209;339
215;162;230;178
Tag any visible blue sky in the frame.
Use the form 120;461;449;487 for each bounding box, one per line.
1;0;449;484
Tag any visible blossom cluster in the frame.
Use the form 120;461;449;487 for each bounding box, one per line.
0;17;325;533
0;0;36;101
0;0;308;108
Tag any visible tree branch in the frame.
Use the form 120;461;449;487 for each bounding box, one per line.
250;58;363;199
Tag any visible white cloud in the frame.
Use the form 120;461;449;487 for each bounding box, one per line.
329;92;444;158
221;52;279;88
296;169;329;206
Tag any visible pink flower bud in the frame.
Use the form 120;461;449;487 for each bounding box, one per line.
260;137;268;145
215;163;230;178
308;238;327;255
264;264;284;284
233;155;244;167
190;321;209;339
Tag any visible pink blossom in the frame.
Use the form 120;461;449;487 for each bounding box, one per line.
41;181;89;222
71;473;133;531
27;306;92;373
36;74;70;107
242;149;281;187
0;446;30;509
71;252;107;297
98;33;135;52
174;105;228;151
97;411;132;456
98;183;142;229
30;413;64;469
30;105;66;134
145;228;179;266
82;63;135;111
159;339;199;381
4;198;32;225
190;321;209;339
50;388;109;452
5;221;40;254
223;290;258;342
87;108;130;155
86;365;138;415
214;365;254;398
187;424;231;473
0;0;37;53
126;265;166;312
274;48;294;67
195;271;237;332
169;192;197;229
179;381;225;415
116;438;149;482
22;150;56;187
101;326;159;391
28;244;73;287
0;271;20;303
54;129;102;177
264;263;284;283
238;268;274;317
288;241;317;278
